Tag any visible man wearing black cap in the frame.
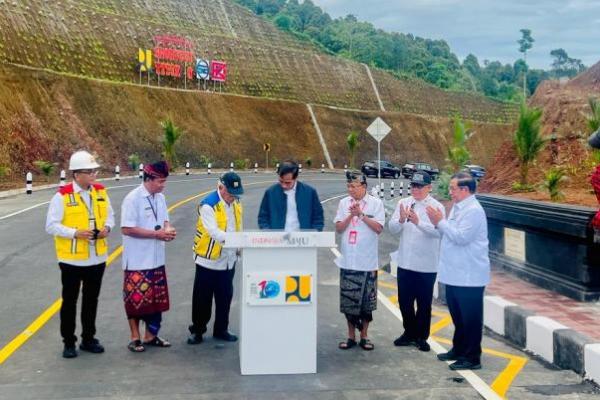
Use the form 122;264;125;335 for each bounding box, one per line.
389;170;444;352
188;172;244;344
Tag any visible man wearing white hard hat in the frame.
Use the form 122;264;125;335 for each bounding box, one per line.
45;150;114;358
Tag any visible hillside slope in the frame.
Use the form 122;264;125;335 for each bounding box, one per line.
0;0;516;123
0;64;511;184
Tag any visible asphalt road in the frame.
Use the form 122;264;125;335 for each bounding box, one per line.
0;172;597;399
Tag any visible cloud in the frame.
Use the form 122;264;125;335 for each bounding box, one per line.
312;0;599;69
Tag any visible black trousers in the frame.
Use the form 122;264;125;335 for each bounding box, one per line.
59;262;105;346
445;284;485;363
397;267;437;340
190;264;235;336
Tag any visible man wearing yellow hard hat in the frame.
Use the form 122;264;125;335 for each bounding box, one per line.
45;150;114;358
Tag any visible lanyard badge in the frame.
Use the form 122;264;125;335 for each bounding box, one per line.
348;230;358;244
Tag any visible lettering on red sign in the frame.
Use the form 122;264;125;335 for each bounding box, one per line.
155;62;182;78
154;47;194;63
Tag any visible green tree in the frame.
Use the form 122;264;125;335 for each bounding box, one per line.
463;54;481;78
514;103;545;186
550;48;586;78
447;115;472;172
346;130;359;169
517;29;534;98
587;98;600;133
274;13;292;30
161;118;183;167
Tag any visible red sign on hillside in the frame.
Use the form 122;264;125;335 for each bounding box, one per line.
154;47;194;63
211;61;227;82
154;35;194;50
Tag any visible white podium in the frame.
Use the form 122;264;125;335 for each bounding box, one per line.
224;231;335;375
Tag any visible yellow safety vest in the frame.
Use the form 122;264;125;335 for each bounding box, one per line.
194;191;242;261
54;183;109;261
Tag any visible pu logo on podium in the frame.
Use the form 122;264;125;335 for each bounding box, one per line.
285;275;312;303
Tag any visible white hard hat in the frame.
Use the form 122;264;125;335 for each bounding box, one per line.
69;150;100;170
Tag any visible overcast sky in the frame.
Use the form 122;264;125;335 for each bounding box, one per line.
311;0;599;69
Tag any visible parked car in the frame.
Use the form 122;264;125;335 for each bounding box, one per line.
463;164;486;180
401;162;440;180
361;160;402;179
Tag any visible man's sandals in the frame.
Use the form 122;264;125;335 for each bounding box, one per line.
359;338;374;351
143;336;171;347
338;337;374;350
338;338;357;350
127;339;145;352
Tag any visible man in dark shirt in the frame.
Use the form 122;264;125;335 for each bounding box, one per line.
258;160;324;231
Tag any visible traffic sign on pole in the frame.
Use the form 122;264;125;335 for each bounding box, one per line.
366;117;391;189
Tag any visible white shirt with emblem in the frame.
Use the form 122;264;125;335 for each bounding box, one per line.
333;194;385;272
120;184;170;271
388;194;445;273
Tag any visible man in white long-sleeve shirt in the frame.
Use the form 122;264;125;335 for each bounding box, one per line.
426;172;490;371
45;150;114;358
188;172;244;344
389;171;444;352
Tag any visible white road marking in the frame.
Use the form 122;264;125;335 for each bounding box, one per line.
0;176;346;221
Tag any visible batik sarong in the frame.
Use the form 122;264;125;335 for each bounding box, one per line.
340;269;378;328
123;266;170;319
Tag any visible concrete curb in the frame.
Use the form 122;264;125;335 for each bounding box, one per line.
382;200;600;384
485;296;600;384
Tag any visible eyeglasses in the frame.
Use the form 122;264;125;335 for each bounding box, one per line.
410;183;426;189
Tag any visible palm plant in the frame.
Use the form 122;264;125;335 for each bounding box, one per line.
346;130;359;169
587;98;600;133
127;153;141;171
33;160;55;181
0;165;10;179
541;167;566;202
161;118;183;167
514;103;545;186
447;115;472;173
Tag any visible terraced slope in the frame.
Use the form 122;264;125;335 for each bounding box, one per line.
0;0;517;122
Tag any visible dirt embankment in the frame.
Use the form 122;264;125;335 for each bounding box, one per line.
478;61;600;207
0;64;514;189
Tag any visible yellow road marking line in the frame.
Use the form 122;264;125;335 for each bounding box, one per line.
388;295;398;304
490;355;528;399
378;281;397;290
429;316;452;336
430;335;528;399
0;181;276;365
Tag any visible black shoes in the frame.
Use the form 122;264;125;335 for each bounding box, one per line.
393;334;415;346
187;333;203;345
62;345;78;359
437;350;459;361
79;338;105;354
213;331;238;342
449;360;482;370
393;334;429;352
415;339;430;352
